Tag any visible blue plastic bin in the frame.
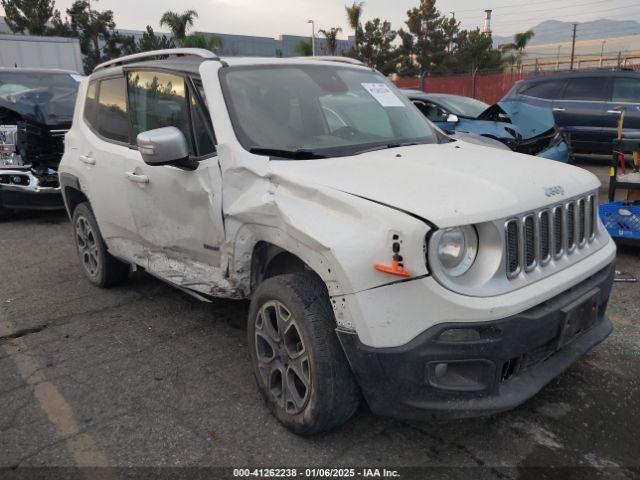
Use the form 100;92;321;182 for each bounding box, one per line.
599;202;640;243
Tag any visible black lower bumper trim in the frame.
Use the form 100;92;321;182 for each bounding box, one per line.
0;189;64;211
338;262;615;420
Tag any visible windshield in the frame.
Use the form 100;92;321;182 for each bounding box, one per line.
220;64;440;158
434;95;489;119
0;71;80;125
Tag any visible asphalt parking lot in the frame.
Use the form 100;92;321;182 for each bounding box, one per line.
1;163;639;478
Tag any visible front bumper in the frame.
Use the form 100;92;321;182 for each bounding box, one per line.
337;262;615;420
0;168;63;211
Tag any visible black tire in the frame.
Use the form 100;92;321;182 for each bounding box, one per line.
248;272;361;435
72;202;129;287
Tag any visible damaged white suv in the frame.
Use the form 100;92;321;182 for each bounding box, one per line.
59;49;616;435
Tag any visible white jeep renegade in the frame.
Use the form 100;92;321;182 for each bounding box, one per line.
59;49;616;435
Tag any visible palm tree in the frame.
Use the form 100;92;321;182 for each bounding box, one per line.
345;2;364;48
160;9;198;44
319;27;343;56
502;29;534;71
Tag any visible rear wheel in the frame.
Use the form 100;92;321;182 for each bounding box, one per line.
248;272;361;435
72;202;129;287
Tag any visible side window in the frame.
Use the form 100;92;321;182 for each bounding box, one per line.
190;92;216;156
84;81;97;127
562;77;608;101
127;70;191;152
520;81;564;100
413;100;448;122
612;78;640;103
96;76;129;143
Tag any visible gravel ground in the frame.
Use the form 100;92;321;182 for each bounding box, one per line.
0;162;638;478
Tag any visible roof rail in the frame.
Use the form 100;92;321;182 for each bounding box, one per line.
293;56;365;66
94;48;219;73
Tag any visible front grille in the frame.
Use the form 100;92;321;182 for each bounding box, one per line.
506;220;520;277
567;202;576;251
505;194;598;278
540;210;550;263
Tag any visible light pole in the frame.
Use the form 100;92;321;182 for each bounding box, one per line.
307;20;315;56
600;40;606;67
556;45;561;70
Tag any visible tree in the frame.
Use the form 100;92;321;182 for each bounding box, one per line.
1;0;58;35
454;29;504;75
345;1;364;49
358;19;395;73
295;39;312;56
159;9;198;44
181;32;222;52
319;27;342;56
137;25;175;52
404;0;449;76
394;28;418;77
502;30;534;70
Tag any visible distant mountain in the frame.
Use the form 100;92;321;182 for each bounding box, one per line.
493;19;640;47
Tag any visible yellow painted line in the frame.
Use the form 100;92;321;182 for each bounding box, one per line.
609;313;632;327
1;312;116;476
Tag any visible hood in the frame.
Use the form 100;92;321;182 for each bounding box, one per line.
269;142;598;228
0;87;77;127
478;101;555;139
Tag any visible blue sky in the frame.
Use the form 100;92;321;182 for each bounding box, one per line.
5;0;640;39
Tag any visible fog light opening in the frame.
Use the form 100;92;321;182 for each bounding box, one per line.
426;360;494;392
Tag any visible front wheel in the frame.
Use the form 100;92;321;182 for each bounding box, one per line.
248;272;361;435
72;202;129;287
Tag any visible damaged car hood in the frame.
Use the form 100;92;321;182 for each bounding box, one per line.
478;101;555;140
269;141;598;228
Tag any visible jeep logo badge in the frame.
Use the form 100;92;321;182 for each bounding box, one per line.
544;185;565;197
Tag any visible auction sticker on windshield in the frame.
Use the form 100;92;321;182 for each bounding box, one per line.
361;83;405;107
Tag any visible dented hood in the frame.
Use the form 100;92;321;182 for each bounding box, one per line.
478;101;556;139
269;141;599;228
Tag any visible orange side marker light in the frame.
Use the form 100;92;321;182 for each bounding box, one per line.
374;260;411;278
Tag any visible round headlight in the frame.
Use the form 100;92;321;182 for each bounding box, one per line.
434;226;478;277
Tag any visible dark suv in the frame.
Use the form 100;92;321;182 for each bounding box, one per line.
502;70;640;155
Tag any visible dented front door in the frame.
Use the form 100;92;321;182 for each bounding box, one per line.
122;69;226;294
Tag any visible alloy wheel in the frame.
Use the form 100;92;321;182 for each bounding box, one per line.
75;216;99;277
254;300;311;414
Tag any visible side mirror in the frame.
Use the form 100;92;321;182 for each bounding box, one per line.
446;113;459;123
137;127;195;169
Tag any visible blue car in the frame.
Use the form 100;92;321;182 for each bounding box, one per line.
402;90;569;162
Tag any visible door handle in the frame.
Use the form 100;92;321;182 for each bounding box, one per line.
607;110;622;115
552;107;566;112
79;154;95;165
125;171;150;184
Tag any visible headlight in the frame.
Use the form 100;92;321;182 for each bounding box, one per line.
431;225;478;277
0;125;23;168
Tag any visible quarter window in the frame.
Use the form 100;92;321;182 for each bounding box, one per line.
562;77;608;101
84;81;97;127
96;77;129;143
127;70;191;152
612;78;640;103
190;92;216;156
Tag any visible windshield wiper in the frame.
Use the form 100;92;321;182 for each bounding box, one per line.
354;141;426;155
249;147;327;160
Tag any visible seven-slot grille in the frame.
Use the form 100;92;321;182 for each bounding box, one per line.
505;194;598;278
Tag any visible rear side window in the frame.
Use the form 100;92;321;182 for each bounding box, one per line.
96;77;129;143
520;80;564;99
612;78;640;103
127;70;191;152
562;77;608;101
84;81;97;127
